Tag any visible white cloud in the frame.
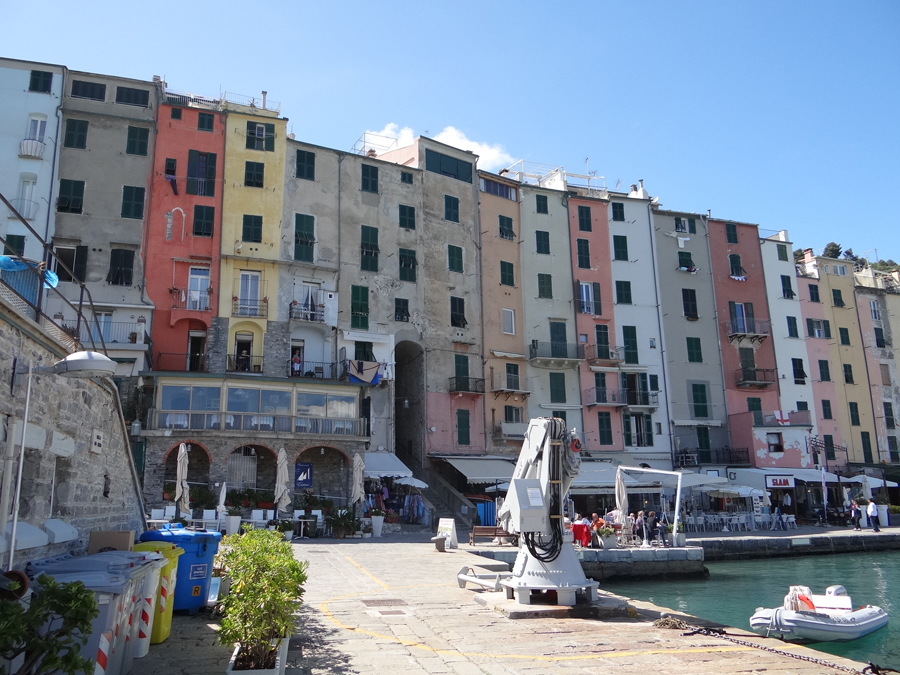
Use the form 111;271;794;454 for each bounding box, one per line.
433;126;515;172
363;123;515;172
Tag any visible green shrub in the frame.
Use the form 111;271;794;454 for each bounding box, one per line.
595;526;615;538
216;529;308;669
889;505;900;514
0;574;99;675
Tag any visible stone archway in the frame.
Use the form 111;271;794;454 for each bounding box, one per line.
395;340;425;471
295;446;350;505
162;442;211;498
225;444;278;499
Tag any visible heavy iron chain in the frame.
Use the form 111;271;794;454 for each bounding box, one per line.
653;619;899;675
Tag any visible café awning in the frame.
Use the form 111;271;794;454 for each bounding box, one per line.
363;452;413;479
444;457;516;484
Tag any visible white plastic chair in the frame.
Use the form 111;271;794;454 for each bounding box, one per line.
264;509;275;522
163;505;176;520
310;509;324;535
250;509;265;528
786;515;797;529
150;508;164;520
201;509;217;529
293;509;305;520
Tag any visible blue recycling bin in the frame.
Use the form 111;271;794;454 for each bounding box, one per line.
139;525;221;614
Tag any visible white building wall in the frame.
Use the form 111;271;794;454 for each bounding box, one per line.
609;193;671;469
760;231;816;434
0;59;64;261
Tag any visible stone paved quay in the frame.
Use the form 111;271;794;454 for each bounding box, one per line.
133;530;873;675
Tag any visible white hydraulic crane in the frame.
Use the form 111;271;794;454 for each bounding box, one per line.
495;417;599;606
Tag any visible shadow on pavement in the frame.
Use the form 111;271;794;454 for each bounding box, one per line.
287;606;358;674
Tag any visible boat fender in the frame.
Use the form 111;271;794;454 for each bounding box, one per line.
797;594;815;611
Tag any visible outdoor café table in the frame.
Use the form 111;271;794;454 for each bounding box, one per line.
754;513;771;528
294;517;317;538
188;517;218;530
146;519;170;530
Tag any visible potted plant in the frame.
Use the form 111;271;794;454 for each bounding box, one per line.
224;507;243;536
384;509;399;524
217;529;308;674
596;526;617;549
369;508;385;538
163;481;176;501
873;493;891;526
0;574;99;675
362;523;373;538
325;509;355;538
669;522;686;547
277;520;294;541
256;491;275;510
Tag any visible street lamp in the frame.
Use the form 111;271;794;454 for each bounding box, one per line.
4;351;117;570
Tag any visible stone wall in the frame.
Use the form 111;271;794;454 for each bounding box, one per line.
206;316;230;373
0;299;146;568
262;320;291;378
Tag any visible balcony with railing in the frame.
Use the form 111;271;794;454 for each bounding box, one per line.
19;139;45;160
725;318;770;343
150;410;365;436
582;387;628;407
449;376;485;394
289;302;324;323
62;321;148;347
674;450;699;467
490;372;531;397
753;409;813;427
155;353;208;372
578;299;602;316
227;354;264;373
734;367;777;388
164;88;223;110
232;298;268;318
697;447;751;465
528;341;584;366
286;360;346;380
170;293;212;311
624;390;659;409
584;344;625;365
6;198;39;220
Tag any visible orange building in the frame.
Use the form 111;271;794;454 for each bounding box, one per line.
145;90;224;370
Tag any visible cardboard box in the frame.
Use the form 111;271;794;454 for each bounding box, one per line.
87;530;135;555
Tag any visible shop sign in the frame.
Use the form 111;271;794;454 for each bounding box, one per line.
765;475;795;489
295;462;313;489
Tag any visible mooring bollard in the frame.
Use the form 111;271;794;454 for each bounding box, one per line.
431;536;446;552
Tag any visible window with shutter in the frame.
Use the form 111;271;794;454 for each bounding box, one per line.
832;289;845;307
622;326;638;364
294;214;315;261
351;285;369;330
549;373;566;403
448;245;463;273
121;186;145;219
849;402;860;426
450;297;466;327
577;239;590;268
57;179;84;213
126;127;149;155
578;205;591;231
394;298;410;322
360;226;379;271
535;231;550;254
115;86;149;107
839;327;850;345
242;215;262;243
611;203;624;221
597;412;613;445
822;399;833;419
499;215;514;240
786;316;798;337
500;261;514;286
456;409;470;445
678;251;693;269
186;150;216;196
809;284;820;302
193;206;215;237
64;119;88;149
29;70;53;93
682;288;698;318
244;161;265;188
198;112;214;131
535;194;548;214
692;385;709;417
777;244;788;261
726;222;738;243
399;248;417;282
686;337;702;363
399;204;416;229
843;364;854;383
792;358;806;384
615;280;632;304
818;360;830;381
729;254;744;276
781;275;795;298
106;248;135;286
613;235;628;261
444;195;459;222
361;164;378;192
296;150;315;180
538;274;553;299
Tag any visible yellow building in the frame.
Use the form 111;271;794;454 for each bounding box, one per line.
812;254;878;463
217;97;287;374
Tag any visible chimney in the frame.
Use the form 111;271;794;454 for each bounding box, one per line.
630;184;638;193
707;209;711;218
261;91;267;109
366;149;377;158
639;179;644;189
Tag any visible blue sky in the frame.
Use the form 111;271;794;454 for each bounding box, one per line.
8;1;898;258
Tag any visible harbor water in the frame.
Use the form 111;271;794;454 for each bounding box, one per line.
604;549;899;669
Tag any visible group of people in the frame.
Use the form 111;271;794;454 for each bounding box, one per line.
849;498;882;532
568;508;670;547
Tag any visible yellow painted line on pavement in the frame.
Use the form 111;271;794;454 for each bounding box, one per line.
320;557;757;662
343;555;389;589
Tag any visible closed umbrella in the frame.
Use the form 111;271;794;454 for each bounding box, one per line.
615;468;628;526
217;480;227;518
174;443;190;516
274;448;291;515
349;453;365;505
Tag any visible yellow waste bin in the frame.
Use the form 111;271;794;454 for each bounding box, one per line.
133;542;184;644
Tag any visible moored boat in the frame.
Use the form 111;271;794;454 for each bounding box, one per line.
749;585;888;642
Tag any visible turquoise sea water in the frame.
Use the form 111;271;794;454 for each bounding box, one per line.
604;550;899;669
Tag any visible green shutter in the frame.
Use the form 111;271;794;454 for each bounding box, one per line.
692;384;708;417
264;123;275;151
597;412;612;445
649;374;659;391
351;285;369;330
448;245;463;273
688;218;696;234
613;235;628;261
623;326;638;364
591;282;602;315
578;205;591;231
457;409;470;445
623;415;633;446
549;372;566;403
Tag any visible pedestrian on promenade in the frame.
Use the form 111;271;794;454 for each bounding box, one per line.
866;498;880;532
850;501;861;530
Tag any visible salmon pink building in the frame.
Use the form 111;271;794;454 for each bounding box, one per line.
145;89;224;371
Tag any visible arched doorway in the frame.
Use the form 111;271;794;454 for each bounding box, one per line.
395;340;425;470
226;445;278;498
295;446;349;505
162;442;211;498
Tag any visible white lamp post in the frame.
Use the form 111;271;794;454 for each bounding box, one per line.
4;351;117;570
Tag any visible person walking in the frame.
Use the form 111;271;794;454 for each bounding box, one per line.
866;498;880;533
850;501;861;531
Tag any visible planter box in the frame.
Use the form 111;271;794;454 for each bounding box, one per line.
225;635;289;675
601;536;618;550
224;516;242;536
371;515;384;538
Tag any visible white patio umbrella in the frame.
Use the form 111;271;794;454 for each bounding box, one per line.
217;480;228;518
349;453;365;505
274;447;291;514
174;443;190;516
615;468;628;526
704;485;765;499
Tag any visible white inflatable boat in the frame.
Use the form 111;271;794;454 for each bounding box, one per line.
750;585;888;642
